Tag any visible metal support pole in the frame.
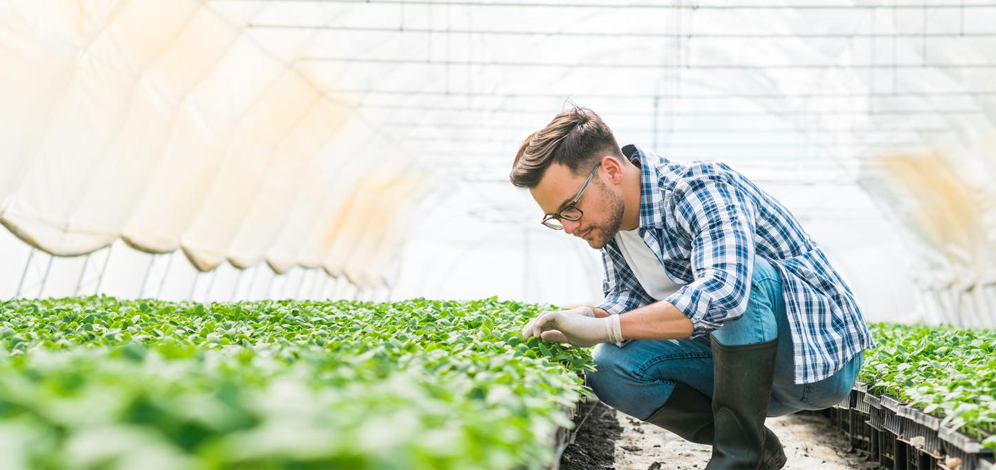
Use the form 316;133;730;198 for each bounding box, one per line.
322;276;336;298
15;248;36;298
37;254;54;298
265;272;277;299
311;270;322;298
94;244;113;295
340;278;351;300
188;272;201;301
295;269;311;299
204;270;217;302
157;252;174;298
279;269;294;299
139;254;157;298
75;253;92;296
345;282;357;301
231;268;245;301
246;265;260;300
330;277;343;299
311;274;328;299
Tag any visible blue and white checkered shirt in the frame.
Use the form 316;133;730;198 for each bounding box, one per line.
596;144;876;385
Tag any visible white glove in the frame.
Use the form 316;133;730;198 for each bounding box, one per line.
521;306;592;339
522;307;624;347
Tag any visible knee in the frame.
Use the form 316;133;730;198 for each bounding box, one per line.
586;343;624;400
587;343;668;419
586;343;648;406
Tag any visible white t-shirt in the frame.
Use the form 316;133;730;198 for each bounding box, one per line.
614;228;681;301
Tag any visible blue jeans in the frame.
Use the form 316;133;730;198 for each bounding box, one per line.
587;255;864;420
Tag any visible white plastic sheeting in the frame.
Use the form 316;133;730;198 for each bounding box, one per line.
227;99;350;270
0;0;428;289
1;0;994;323
859;145;996;327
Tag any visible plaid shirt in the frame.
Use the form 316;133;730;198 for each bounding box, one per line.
596;144;876;385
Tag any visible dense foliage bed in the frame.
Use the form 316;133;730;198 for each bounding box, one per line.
5;296;993;468
0;297;593;470
861;322;996;451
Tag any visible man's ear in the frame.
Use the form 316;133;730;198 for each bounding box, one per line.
600;155;625;184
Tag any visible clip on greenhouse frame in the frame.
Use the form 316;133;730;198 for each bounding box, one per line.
822;381;995;470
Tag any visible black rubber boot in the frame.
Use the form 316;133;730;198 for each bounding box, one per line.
642;381;787;469
704;336;780;470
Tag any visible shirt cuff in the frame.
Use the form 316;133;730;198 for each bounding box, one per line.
665;287;724;339
595;299;628;316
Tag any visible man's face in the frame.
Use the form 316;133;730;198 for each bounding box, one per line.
529;160;624;249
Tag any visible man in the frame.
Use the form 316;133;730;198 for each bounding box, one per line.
511;106;875;469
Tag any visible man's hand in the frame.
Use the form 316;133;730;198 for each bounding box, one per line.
521;306;592;342
521;307;622;347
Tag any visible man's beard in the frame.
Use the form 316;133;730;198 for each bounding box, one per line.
588;180;625;249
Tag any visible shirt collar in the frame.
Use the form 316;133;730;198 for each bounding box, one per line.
621;144;667;230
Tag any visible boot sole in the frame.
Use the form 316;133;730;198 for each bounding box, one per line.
761;447;788;470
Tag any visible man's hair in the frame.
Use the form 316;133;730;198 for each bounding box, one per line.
509;106;624;189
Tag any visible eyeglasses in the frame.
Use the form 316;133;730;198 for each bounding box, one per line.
541;161;601;230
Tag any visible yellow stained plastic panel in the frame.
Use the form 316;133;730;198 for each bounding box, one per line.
227;99;349;270
122;34;285;254
319;169;404;281
0;0;201;256
179;72;320;272
68;6;246;248
342;177;431;289
366;179;433;288
264;115;382;274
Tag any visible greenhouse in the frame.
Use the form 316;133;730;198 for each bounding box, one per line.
1;0;995;469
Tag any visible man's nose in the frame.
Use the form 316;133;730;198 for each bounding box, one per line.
563;219;581;234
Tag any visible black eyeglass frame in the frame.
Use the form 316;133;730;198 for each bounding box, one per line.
540;161;601;230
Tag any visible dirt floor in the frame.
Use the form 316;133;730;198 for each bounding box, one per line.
559;399;623;470
560;400;879;470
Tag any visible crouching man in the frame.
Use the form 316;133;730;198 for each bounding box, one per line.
511;106;875;469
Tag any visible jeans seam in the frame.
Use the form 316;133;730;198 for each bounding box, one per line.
752;276;779;286
636;352;712;381
757;322;768;343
